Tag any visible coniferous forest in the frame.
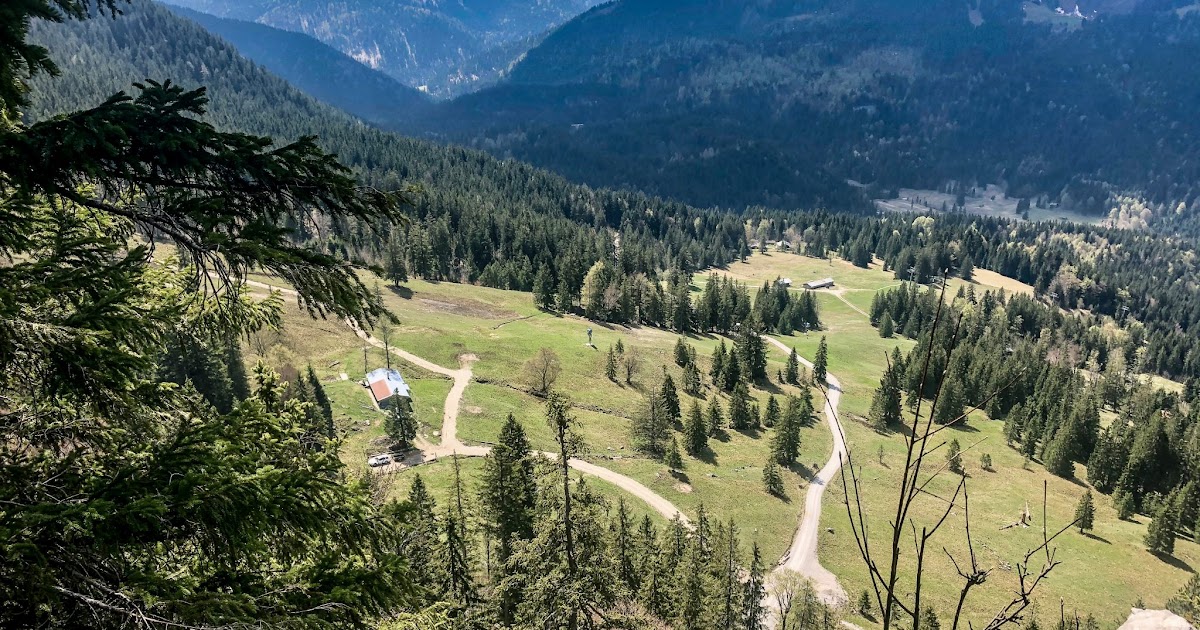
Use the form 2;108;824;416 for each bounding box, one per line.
11;0;1200;627
27;0;1200;383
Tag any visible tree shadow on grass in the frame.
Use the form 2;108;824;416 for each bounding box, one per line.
1150;551;1194;573
711;429;732;444
736;426;764;439
786;462;816;480
1083;532;1112;545
386;285;414;300
757;380;788;396
669;469;690;485
1063;475;1090;489
945;421;981;434
694;446;718;466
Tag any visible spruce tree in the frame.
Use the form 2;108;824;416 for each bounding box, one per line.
947;438;964;475
706;395;725;436
763;458;785;497
1166;573;1200;622
507;393;619;628
158;333;237;414
785;347;801;385
633;396;672;457
1075;490;1096;534
723;351;743;392
729;383;753;431
858;590;873;617
813;336;829;383
683;361;703;396
441;457;476;605
934;377;966;426
712;518;744;630
678;528;708;630
226;341;251;402
556;278;573;312
735;315;769;381
1115;489;1136;521
742;543;767;630
441;508;476;605
711;341;727;383
637;516;670;618
612;498;639;594
661;371;682;422
665;436;684;471
606;345;619;381
879;312;895;338
305;365;334;439
533;264;554;309
480;416;535;554
1043;430;1076;479
921;605;942;630
773;395;807;466
385;399;418;449
960;256;975;281
868;360;903;430
763;395;781;428
675;337;692;366
1145;501;1179;555
686;400;708;457
407;474;444;599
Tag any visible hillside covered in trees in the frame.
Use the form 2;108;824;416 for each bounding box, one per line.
161;0;602;96
17;0;1200;626
162;5;432;127
401;0;1200;222
29;0;1200;383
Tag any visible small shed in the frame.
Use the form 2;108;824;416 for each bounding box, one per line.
778;278;793;287
366;368;412;408
803;278;835;290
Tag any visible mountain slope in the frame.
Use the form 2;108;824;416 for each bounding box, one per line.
161;0;603;96
414;0;1200;217
164;5;430;126
27;0;746;292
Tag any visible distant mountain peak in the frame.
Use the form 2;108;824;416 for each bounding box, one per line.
161;0;604;97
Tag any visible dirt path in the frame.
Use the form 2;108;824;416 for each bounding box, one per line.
826;288;870;319
353;325;689;523
239;277;691;524
762;335;850;617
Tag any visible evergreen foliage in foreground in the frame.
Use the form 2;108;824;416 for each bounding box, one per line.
1;3;417;626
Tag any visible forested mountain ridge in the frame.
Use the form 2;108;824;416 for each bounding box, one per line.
160;0;602;96
29;0;1200;385
28;0;749;298
163;5;431;126
411;0;1200;221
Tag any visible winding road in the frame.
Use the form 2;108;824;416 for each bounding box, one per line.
246;278;850;617
349;322;692;525
244;278;691;523
763;336;850;609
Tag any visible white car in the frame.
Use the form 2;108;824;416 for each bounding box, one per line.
367;454;392;467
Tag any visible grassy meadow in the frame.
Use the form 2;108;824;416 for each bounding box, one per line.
251;249;1191;624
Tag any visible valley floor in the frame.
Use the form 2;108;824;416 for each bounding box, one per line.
255;250;1195;627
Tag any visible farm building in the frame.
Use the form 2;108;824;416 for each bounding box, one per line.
777;278;793;287
366;368;412;409
803;278;835;290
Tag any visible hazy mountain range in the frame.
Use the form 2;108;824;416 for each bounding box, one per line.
161;0;604;96
152;0;1200;221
